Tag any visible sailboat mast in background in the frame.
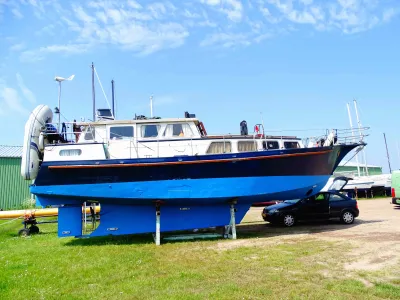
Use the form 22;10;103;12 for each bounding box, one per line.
353;99;369;176
383;133;392;173
347;103;361;177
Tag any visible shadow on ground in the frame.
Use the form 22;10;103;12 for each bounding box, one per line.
63;218;384;246
238;219;384;239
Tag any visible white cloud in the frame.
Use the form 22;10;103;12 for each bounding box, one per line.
2;0;398;58
201;0;244;22
59;3;189;56
11;8;23;19
9;43;25;51
16;73;36;104
260;0;397;34
287;10;316;24
383;8;398;22
200;32;251;47
20;44;90;62
35;24;56;36
0;85;29;116
104;23;189;55
127;1;143;10
73;5;96;23
299;0;313;5
0;74;36;116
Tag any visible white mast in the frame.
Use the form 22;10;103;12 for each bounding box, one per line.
353;99;369;176
150;95;153;118
347;103;361;177
54;74;75;131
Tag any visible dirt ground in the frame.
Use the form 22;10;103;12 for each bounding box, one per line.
218;198;400;276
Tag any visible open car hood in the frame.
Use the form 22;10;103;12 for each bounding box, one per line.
327;176;352;192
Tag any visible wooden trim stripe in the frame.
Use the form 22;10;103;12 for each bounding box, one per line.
48;149;332;170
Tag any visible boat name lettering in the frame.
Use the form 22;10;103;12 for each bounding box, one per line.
107;227;118;231
180;208;190;211
62;231;71;235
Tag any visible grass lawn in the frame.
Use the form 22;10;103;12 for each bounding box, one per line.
1;218;399;299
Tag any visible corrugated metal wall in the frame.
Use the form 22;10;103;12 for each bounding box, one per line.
0;157;31;210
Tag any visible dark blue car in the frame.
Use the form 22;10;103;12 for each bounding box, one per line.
262;177;359;227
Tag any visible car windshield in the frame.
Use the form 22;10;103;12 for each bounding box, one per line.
284;199;300;203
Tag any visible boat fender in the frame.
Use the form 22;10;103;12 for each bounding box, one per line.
38;132;45;151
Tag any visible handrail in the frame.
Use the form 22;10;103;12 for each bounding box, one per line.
40;123;370;160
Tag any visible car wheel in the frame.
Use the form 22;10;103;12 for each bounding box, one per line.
18;228;30;237
282;214;296;227
29;225;39;234
341;211;354;224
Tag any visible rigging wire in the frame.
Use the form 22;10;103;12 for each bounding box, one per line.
93;67;113;116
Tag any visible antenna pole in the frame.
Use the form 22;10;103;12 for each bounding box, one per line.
150;95;153;118
384;133;392;173
353;99;369;176
58;81;61;132
92;62;96;121
347;103;361;177
111;79;115;118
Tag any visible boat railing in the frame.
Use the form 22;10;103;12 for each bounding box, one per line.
333;126;370;145
40;123;370;159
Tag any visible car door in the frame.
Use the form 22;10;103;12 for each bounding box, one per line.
298;193;330;220
297;193;329;220
311;193;330;219
328;192;348;218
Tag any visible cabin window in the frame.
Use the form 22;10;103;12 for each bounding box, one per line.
238;141;257;152
59;149;82;156
84;127;95;140
284;141;300;149
206;142;232;154
265;140;279;150
163;123;193;137
110;126;134;140
141;124;160;138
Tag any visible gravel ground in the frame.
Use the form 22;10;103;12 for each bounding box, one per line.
221;198;400;274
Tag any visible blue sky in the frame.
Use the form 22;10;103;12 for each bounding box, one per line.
0;0;399;172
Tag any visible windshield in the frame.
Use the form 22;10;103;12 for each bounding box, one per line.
284;199;301;204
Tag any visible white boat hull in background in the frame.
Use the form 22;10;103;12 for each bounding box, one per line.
21;105;53;180
321;174;391;192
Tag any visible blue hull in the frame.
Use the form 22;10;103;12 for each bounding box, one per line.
34;175;330;207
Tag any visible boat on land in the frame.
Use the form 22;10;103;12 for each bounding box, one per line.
21;104;363;240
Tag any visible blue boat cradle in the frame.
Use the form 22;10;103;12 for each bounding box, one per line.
54;200;246;245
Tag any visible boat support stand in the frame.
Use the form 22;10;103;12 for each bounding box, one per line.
224;199;237;240
152;199;239;246
154;201;162;246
